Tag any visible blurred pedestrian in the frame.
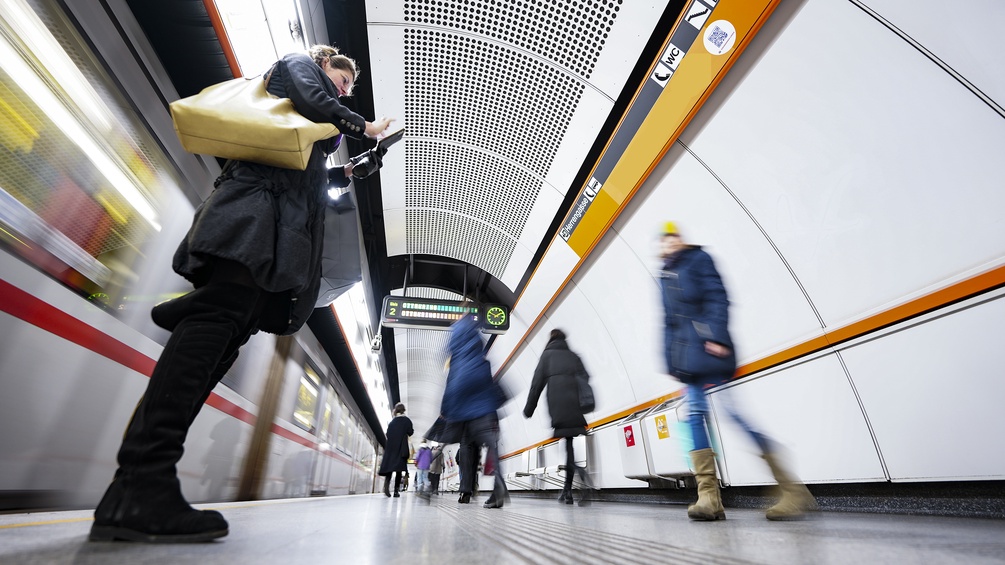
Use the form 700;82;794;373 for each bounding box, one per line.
378;403;413;498
89;44;394;543
659;221;817;521
439;315;509;508
428;443;445;494
524;328;596;505
414;440;432;496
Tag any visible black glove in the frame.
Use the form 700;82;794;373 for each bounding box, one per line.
350;145;386;179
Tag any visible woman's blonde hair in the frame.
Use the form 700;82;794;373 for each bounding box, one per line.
308;44;360;95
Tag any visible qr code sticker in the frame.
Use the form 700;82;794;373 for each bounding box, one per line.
703;19;736;55
707;25;728;50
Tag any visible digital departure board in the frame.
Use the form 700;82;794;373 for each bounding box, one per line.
381;296;509;334
381;297;480;331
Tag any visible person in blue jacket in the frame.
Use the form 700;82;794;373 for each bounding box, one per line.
439;314;509;508
659;221;816;521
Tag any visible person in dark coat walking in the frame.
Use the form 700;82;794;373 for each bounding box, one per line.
439;314;508;508
524;329;595;505
659;221;816;522
378;403;414;497
90;44;394;543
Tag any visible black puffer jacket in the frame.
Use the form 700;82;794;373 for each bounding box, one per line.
172;53;367;334
523;339;589;438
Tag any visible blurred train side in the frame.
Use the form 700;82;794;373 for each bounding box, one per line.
1;251;379;510
0;0;379;510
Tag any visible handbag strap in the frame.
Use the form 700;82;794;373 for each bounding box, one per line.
263;61;279;89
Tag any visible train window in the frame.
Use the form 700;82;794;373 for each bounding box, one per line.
292;364;322;432
345;415;357;458
335;400;350;453
318;384;337;443
0;0;193;339
359;443;376;472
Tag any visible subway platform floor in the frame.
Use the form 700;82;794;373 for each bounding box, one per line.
2;492;1004;564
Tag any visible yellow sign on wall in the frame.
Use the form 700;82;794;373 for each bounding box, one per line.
655;414;670;440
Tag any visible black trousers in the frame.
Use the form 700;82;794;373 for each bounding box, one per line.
458;413;507;500
564;437;577;492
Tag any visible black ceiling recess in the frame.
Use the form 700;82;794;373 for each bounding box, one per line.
125;0;235;96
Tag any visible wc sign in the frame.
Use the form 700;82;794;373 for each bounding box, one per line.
623;424;636;447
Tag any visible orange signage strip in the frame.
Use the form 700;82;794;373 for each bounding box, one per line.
564;0;781;257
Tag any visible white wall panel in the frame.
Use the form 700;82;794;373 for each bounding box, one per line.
486;307;532;372
573;234;682;403
544;282;637;415
383;208;407;256
710;355;886;486
864;0;1005;108
840;295;1005;481
681;0;1005;329
494;239;581;364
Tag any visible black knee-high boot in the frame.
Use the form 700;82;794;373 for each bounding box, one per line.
91;283;261;543
383;475;392;497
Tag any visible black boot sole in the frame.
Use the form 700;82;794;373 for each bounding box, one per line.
89;525;228;543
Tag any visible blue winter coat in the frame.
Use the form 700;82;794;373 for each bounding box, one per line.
440;316;499;423
660;246;736;383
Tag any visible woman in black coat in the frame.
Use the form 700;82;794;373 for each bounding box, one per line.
90;45;394;543
378;403;414;497
523;329;594;505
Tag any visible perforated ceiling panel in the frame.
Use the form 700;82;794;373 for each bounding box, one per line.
407;208;516;278
402;17;593;280
403;0;623;79
404;28;585;175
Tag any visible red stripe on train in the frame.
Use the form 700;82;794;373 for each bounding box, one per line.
0;277;259;424
0;277;358;467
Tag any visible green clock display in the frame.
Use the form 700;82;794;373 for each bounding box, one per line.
480;304;510;334
485;306;507;326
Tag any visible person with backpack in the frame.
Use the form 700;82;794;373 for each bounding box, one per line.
523;329;596;505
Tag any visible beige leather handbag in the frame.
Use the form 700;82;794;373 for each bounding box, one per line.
169;73;340;170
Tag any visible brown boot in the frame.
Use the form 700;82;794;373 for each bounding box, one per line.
762;451;818;521
688;448;725;521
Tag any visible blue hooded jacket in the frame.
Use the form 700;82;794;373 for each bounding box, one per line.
440;315;498;422
660;246;736;383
